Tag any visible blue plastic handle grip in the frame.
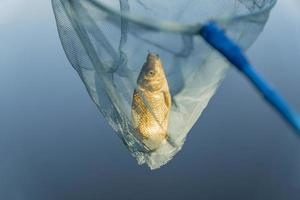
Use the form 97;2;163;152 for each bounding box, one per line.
199;21;300;134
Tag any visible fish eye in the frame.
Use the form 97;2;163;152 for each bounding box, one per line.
148;70;156;76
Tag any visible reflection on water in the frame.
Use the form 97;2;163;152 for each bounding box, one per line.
0;0;299;199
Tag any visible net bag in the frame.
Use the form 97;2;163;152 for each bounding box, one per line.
52;0;276;169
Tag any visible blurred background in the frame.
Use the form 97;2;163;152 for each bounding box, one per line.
0;0;299;199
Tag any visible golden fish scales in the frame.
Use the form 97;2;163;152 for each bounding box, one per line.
131;53;171;150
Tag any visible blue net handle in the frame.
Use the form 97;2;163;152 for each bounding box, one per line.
200;22;300;134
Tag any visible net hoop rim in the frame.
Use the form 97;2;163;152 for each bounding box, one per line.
86;0;277;34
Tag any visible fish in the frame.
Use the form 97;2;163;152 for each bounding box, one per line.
131;53;172;150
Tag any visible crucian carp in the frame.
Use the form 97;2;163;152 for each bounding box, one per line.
131;53;172;150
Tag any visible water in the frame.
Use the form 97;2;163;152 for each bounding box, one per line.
0;0;299;199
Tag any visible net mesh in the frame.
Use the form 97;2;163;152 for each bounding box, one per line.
52;0;276;169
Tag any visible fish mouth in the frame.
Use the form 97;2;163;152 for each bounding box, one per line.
147;52;159;62
145;52;161;72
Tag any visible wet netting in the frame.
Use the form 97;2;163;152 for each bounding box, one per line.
52;0;277;169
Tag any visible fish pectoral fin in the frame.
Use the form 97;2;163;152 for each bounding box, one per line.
132;89;140;110
131;89;142;127
163;90;172;109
